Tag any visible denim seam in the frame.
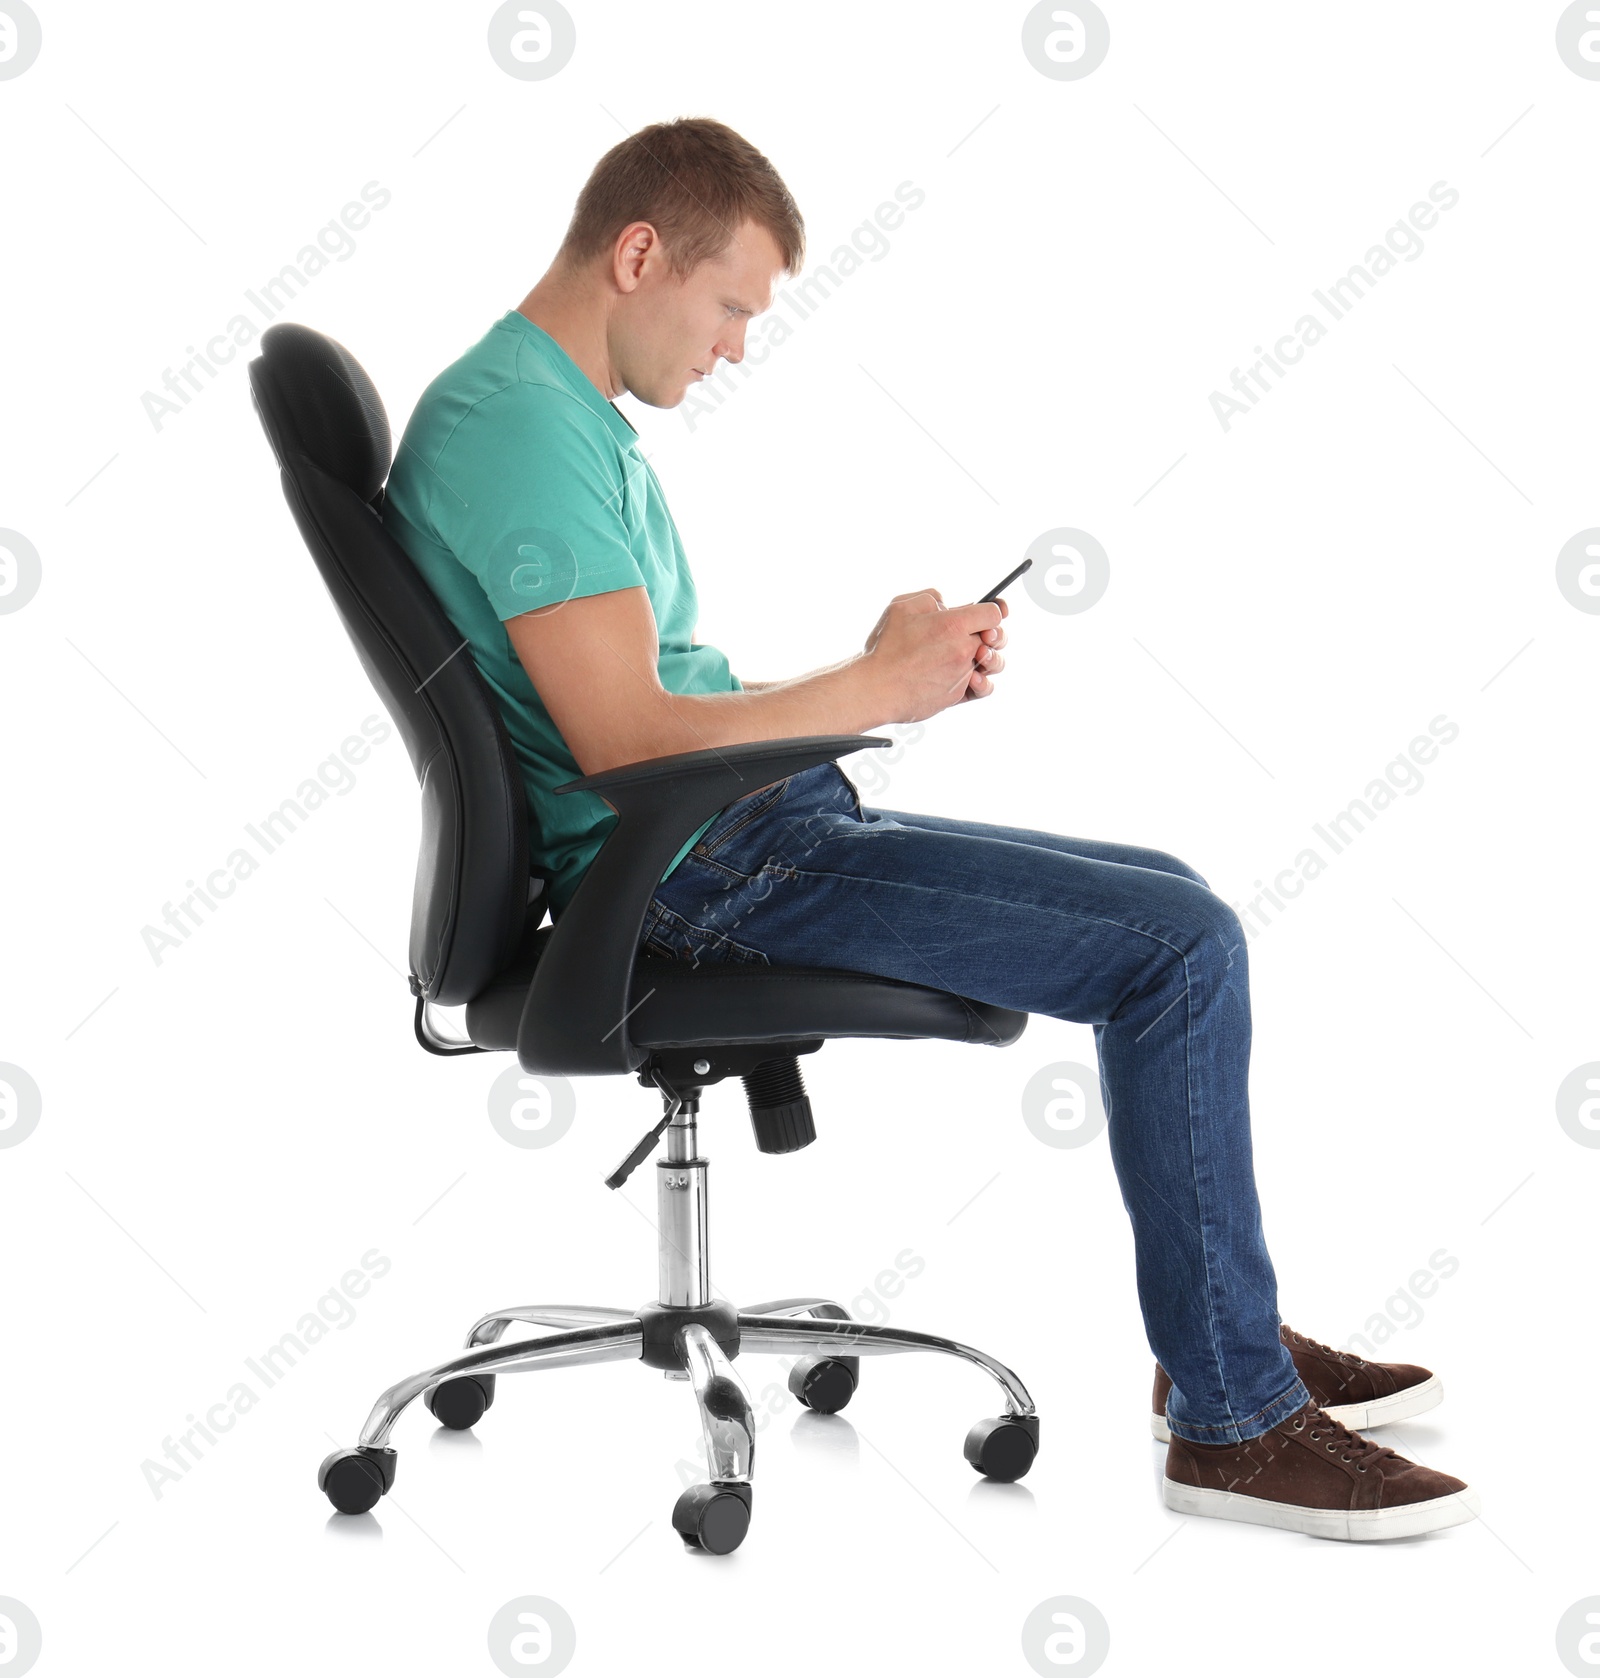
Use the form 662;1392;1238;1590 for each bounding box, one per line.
691;780;791;858
641;899;770;965
1167;930;1298;1441
1166;1373;1311;1444
1132;940;1244;1440
672;850;769;887
1181;941;1240;1438
768;863;1202;965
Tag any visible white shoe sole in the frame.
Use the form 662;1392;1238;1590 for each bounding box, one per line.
1162;1475;1480;1540
1149;1373;1444;1443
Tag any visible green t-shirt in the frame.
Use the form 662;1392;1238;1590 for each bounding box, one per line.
381;308;741;920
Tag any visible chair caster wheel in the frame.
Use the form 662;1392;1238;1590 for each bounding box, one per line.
318;1446;397;1514
672;1482;752;1554
788;1355;857;1414
427;1374;496;1430
963;1414;1039;1483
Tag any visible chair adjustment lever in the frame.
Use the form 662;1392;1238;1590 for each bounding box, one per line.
605;1068;692;1190
605;1071;687;1190
604;1114;677;1191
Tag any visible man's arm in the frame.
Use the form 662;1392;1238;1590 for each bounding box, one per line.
690;636;775;693
509;589;887;778
508;586;1005;780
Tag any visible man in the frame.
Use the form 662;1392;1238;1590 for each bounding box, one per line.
381;116;1477;1542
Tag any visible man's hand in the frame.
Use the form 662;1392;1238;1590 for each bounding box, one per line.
862;587;1008;721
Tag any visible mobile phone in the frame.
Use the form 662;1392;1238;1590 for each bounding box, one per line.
979;556;1032;603
971;556;1029;675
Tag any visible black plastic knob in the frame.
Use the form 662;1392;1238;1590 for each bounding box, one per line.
742;1056;816;1153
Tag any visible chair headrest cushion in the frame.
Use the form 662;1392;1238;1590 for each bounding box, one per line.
260;321;391;501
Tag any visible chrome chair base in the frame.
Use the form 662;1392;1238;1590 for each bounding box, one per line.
318;1100;1040;1553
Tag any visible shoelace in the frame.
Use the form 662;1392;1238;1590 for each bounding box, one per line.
1289;1406;1404;1471
1283;1324;1362;1366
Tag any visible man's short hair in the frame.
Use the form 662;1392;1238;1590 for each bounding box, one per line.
557;116;805;282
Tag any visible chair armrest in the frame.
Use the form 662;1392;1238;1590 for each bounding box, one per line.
517;735;891;1076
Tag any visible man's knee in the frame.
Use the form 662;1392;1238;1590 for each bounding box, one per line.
1190;888;1248;969
1153;871;1244;966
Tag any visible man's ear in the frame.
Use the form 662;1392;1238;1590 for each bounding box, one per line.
612;221;660;295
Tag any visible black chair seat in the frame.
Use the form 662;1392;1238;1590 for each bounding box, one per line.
464;925;1027;1054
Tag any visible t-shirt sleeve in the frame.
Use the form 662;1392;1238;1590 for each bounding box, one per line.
425;384;646;623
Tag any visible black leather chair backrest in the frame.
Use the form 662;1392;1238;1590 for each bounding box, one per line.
248;322;533;1006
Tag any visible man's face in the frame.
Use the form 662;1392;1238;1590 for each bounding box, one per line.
614;218;786;408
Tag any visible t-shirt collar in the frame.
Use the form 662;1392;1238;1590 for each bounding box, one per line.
501;308;640;445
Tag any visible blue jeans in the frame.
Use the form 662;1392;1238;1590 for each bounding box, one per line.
639;761;1311;1445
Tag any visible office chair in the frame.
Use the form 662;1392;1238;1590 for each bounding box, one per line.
247;322;1038;1555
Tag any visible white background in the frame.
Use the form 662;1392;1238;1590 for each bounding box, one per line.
1;2;1594;1674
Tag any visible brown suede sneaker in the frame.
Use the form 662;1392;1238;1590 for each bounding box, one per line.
1164;1401;1479;1540
1150;1323;1442;1442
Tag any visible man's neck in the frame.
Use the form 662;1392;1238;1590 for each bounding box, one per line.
515;272;619;400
